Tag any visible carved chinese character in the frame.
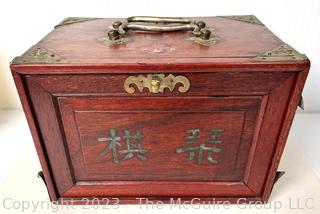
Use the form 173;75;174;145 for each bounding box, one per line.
119;130;147;161
97;129;147;164
97;128;122;164
176;129;223;165
206;129;223;144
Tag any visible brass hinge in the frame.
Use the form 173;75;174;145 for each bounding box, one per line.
250;43;307;62
219;15;264;26
37;171;47;186
298;96;304;110
273;171;285;185
11;46;68;64
54;17;101;28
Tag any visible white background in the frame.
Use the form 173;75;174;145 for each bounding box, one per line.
0;1;319;212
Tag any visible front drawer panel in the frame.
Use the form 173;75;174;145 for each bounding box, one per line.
26;72;294;96
56;96;262;197
24;72;296;200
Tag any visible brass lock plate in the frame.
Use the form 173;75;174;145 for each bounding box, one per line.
124;74;190;94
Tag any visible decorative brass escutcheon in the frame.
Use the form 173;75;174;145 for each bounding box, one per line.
124;74;190;94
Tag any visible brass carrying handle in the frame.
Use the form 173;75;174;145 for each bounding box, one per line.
107;16;212;42
126;16;192;24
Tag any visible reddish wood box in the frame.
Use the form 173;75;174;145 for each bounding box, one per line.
10;15;309;204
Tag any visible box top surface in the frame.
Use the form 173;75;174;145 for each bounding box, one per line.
11;15;309;71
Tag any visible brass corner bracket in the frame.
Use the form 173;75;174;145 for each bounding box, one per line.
219;15;264;26
54;17;101;28
250;44;307;62
124;74;190;94
11;46;68;64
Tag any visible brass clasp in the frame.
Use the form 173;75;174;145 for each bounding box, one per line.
124;74;190;94
150;75;161;93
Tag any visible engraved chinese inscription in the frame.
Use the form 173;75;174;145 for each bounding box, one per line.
97;129;147;164
176;129;224;165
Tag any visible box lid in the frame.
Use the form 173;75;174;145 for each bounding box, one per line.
11;15;309;72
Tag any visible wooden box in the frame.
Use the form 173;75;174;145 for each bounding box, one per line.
10;15;309;204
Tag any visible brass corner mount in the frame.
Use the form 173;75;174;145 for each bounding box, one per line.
219;15;264;26
11;46;68;64
54;17;101;28
250;44;307;62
